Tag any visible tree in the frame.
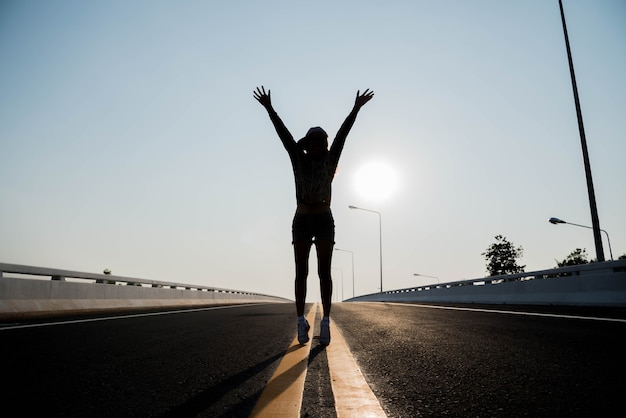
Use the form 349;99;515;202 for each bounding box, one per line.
482;235;525;276
556;248;589;267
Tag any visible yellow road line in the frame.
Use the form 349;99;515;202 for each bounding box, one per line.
250;304;318;417
326;314;387;417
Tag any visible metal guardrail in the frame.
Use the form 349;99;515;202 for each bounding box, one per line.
347;259;626;302
0;262;285;300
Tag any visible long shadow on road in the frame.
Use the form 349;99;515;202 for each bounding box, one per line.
159;349;290;418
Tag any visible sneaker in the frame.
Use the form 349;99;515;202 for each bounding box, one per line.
298;318;310;344
320;317;330;346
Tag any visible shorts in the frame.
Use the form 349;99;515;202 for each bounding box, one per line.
292;211;335;243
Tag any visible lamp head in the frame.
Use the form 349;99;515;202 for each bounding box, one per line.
549;217;566;224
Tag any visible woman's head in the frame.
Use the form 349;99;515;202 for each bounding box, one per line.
298;127;328;156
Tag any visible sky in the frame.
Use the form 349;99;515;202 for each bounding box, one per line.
1;0;625;302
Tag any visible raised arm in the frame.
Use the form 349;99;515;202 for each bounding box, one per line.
330;89;375;157
254;86;296;152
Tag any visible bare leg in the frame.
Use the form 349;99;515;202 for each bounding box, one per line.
294;240;313;317
315;240;334;317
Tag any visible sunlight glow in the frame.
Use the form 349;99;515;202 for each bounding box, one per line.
353;161;399;201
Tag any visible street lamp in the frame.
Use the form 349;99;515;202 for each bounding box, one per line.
549;217;614;261
349;205;383;293
331;267;344;302
557;0;605;262
334;248;355;298
413;273;439;284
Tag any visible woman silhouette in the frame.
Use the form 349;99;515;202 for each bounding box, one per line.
254;86;374;345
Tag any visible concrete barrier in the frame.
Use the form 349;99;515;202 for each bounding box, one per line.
0;263;290;320
347;259;626;307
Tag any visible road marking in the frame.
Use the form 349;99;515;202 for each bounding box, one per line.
326;313;388;417
0;304;265;331
250;304;318;417
387;302;626;323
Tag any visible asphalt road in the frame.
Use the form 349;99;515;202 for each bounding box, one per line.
2;302;625;417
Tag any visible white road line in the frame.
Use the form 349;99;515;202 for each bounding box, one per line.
0;304;264;331
386;302;626;323
326;312;388;417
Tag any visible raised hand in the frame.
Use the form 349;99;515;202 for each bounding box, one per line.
354;89;374;110
254;86;272;109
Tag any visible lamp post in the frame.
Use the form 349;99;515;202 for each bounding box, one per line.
558;0;605;262
335;248;355;298
413;273;439;284
549;217;613;261
349;205;383;293
331;267;344;302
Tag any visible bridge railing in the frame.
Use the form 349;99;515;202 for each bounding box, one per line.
347;259;626;307
0;262;290;320
387;259;625;292
0;262;278;296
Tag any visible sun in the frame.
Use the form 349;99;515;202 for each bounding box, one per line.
353;161;399;201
